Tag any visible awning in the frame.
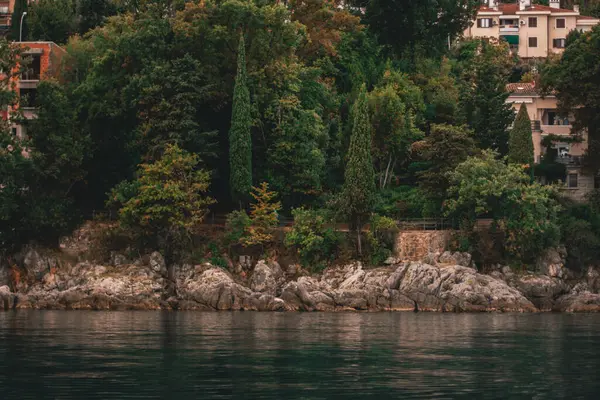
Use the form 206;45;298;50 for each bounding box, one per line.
501;35;519;45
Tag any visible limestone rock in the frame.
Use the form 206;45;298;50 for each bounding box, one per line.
511;275;569;311
149;252;167;276
536;248;566;279
553;291;600;312
438;251;472;268
249;260;285;296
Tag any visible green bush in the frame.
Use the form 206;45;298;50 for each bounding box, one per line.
284;208;341;268
224;210;252;247
365;214;398;265
373;186;432;219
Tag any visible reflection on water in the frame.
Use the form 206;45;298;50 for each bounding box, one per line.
1;312;600;399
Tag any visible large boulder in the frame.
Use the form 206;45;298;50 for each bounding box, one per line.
438;251;472;268
386;262;536;312
510;275;569;311
250;260;285;296
179;267;285;311
553;290;600;312
536;248;566;279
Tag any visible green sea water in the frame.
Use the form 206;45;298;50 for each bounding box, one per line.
1;311;599;399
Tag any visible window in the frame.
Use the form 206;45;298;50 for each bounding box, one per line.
477;18;492;28
529;37;538;47
547;111;556;125
0;6;9;14
21;54;41;80
556;18;566;28
568;174;578;188
553;38;566;48
11;127;17;137
19;88;38;108
528;17;538;27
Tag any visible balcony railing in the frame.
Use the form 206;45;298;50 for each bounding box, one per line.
555;155;582;166
500;25;519;32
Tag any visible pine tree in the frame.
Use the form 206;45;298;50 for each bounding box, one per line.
508;104;535;177
10;0;28;41
341;85;376;255
229;33;252;206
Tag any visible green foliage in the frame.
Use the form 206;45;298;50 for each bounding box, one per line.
369;70;424;189
365;214;398;265
373;186;432;219
28;0;76;44
229;33;253;204
457;39;515;154
415;123;478;205
285;208;341;267
446;151;561;263
340;85;375;254
224;210;252;248
242;182;281;247
119;144;215;262
365;0;479;60
508;104;535;170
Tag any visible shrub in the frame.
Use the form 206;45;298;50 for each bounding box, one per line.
365;214;398;265
242;182;281;248
285;208;341;268
224;210;252;247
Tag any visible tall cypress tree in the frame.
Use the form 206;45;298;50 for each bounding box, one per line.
341;85;375;255
229;33;252;206
10;0;28;41
508;103;535;179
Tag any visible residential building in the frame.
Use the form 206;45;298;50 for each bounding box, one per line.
506;82;594;201
10;41;66;139
0;0;14;35
465;0;600;58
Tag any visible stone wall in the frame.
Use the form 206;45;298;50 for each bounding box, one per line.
394;231;452;261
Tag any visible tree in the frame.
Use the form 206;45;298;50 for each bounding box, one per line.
119;144;215;267
446;151;561;263
369;72;423;189
229;33;253;206
341;85;375;255
508;103;535;180
28;0;76;44
414;124;478;205
365;0;479;60
10;0;28;41
243;182;281;248
75;0;117;35
457;39;515;154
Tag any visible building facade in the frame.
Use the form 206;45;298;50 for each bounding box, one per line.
0;0;14;35
10;41;66;139
465;0;600;58
506;82;594;201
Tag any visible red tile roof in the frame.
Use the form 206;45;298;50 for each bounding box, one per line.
506;82;539;96
478;3;578;14
577;15;598;20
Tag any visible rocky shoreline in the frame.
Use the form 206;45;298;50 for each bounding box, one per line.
2;249;600;313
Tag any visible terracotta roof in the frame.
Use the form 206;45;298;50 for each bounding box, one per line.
577;15;598;20
478;3;577;14
506;82;539;96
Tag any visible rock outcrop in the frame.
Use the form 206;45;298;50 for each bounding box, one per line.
1;247;598;312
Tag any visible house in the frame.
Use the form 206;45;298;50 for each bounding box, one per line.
465;0;600;58
10;41;66;139
0;0;13;35
506;81;595;201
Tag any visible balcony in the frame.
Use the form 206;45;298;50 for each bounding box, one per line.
500;25;519;33
555;155;583;166
541;124;572;135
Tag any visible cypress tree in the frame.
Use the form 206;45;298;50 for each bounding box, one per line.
508;103;535;180
341;85;376;255
10;0;28;41
229;33;252;206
